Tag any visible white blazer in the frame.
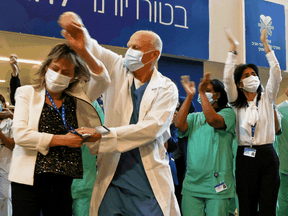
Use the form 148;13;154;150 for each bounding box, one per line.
88;39;181;216
9;68;110;186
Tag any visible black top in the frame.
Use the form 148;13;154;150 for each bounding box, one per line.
10;74;21;105
34;95;83;179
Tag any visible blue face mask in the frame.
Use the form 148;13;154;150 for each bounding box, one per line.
197;92;215;105
123;48;154;72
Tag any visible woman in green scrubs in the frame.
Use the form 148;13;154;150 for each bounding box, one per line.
175;74;236;216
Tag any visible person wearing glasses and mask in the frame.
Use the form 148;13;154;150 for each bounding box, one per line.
174;74;236;216
223;28;282;216
8;25;110;216
58;11;180;216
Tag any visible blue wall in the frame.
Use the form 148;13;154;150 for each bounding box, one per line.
158;56;203;112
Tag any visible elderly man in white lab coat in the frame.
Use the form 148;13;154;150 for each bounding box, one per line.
59;12;180;216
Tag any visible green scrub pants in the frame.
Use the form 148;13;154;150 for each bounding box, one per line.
72;197;91;216
182;195;230;216
228;196;238;215
277;173;288;216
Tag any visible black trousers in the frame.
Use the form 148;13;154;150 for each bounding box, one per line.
174;155;186;208
236;144;280;216
12;173;73;216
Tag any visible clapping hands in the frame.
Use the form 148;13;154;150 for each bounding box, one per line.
198;73;211;93
181;75;196;97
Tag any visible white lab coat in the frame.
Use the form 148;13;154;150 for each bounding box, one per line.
88;39;181;216
9;66;110;186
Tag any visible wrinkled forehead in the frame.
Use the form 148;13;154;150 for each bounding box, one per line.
128;32;154;50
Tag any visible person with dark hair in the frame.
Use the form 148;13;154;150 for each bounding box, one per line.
175;74;236;216
169;79;196;210
9;54;21;106
0;94;15;216
9;29;110;215
223;28;281;216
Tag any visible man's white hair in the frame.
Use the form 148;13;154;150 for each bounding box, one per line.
136;30;163;61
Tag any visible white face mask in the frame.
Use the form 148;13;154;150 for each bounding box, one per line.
197;92;215;105
241;75;260;93
123;48;154;72
45;68;72;93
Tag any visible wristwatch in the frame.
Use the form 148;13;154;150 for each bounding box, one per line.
230;50;238;55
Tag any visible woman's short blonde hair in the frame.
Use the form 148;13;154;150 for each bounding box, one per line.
33;43;90;90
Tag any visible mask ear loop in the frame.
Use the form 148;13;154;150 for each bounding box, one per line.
142;50;157;65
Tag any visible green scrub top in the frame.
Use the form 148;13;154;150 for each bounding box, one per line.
71;100;104;216
178;107;236;199
275;101;288;175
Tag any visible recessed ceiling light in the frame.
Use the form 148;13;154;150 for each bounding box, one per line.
0;57;42;65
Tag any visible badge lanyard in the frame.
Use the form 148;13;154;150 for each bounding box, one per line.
247;102;258;147
46;89;82;137
213;142;228;193
242;102;259;158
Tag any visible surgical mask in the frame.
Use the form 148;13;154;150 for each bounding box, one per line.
197;92;215;105
45;68;72;93
241;75;260;93
123;48;153;71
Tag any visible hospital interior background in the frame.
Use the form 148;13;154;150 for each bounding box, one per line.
0;0;287;110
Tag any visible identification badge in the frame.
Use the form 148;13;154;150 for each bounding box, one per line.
243;147;256;158
214;182;227;193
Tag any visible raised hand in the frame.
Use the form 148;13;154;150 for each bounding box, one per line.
181;75;196;97
260;28;267;43
59;12;87;55
225;28;239;51
10;54;19;75
198;73;211;93
260;28;271;54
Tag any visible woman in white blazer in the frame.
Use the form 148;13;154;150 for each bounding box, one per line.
9;36;110;216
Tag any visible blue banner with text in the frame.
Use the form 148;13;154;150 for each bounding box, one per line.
0;0;209;60
245;0;286;70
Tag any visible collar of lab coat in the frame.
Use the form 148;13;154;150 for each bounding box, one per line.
128;67;166;89
147;67;166;89
112;67;167;125
137;67;166;121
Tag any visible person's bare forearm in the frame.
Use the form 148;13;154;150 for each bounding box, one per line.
174;95;193;132
77;49;104;75
0;132;14;150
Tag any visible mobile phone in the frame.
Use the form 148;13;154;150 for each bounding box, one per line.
95;126;110;134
